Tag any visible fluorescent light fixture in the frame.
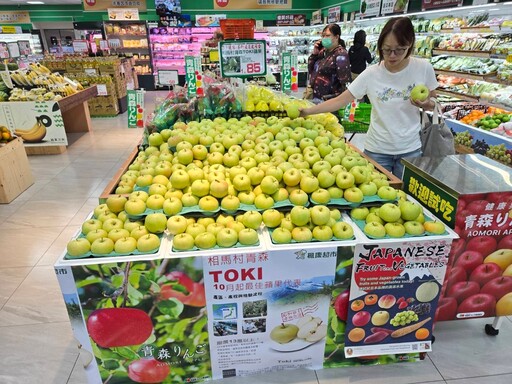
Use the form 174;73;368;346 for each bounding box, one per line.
27;1;45;3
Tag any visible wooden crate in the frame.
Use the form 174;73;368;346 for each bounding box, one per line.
0;138;34;203
98;146;140;204
348;143;403;190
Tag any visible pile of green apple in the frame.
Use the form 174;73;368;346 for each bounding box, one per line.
350;193;446;238
66;196;163;258
265;205;355;244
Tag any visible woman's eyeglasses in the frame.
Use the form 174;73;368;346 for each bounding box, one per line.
381;48;408;56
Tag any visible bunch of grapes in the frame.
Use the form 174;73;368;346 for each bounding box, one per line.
390;310;419;327
407;303;431;316
471;139;490;155
454;131;473;147
486;144;512;164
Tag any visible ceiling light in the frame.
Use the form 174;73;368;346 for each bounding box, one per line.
27;1;45;4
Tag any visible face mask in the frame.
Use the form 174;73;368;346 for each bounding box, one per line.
322;37;333;49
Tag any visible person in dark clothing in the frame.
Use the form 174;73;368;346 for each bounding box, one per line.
307;24;351;103
349;30;373;81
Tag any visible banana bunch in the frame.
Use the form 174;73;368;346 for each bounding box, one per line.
14;117;47;143
50;83;78;97
28;62;51;75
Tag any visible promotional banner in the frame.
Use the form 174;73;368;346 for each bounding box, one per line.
219;40;267;78
381;0;410;15
0;101;67;146
107;8;140;20
83;0;147;11
203;247;338;379
214;0;292;10
327;6;341;23
344;240;451;358
359;0;381;18
195;14;227;27
311;10;322;25
0;11;30;23
421;0;462;11
281;52;298;93
127;89;144;128
185;56;203;97
276;14;306;26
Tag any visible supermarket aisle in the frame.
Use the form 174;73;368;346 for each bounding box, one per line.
0;92;511;384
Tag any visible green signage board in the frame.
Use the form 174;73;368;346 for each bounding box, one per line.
402;167;458;227
127;89;144;128
185;55;202;97
219;40;267;78
281;51;298;93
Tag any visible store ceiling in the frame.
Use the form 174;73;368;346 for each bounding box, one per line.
0;0;82;5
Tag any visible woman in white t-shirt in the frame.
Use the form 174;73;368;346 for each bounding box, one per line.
301;17;438;178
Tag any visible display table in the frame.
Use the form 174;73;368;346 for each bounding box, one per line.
402;154;512;325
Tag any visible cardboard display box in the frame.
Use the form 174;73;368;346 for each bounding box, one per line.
0;137;34;203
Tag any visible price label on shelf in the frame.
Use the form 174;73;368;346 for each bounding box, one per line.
97;84;108;96
73;40;89;53
219;40;267;78
157;70;179;86
84;68;97;75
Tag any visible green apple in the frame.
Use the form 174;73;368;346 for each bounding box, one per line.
350;166;369;184
66;238;90;257
254;194;275;209
136;174;153;188
221;195;241;211
289;189;309;206
310;205;331;226
300;175;319;194
163;197;183;216
238;228;259;245
291;227;313;242
129;190;149;202
93;203;109;219
242;211;263;230
377;186;398;201
216;228;238;247
399;200;423;221
209;179;229;199
238;191;256;205
359;181;378;196
283;168;302;187
194;232;217;249
378;203;402;223
106;195;127;214
91;237;115;255
311;188;331;204
313;225;333;241
262;209;282;228
166;215;188;235
272;187;289;202
107;228;130;243
423;220;446;235
114;237;137;254
148;184;167;198
410;83;429;102
206;223;225;237
336;171;355;189
270;323;299;343
172;233;195;251
186;223;207;238
350;207;370;221
181;193;200;207
81;219;103;235
364;222;386;238
329;208;342;221
102;218;124;233
384;222;406;238
404;221;425;236
190;179;210;197
290;206;311;226
271;227;292;244
198;196;220;212
86;229;108;244
344;187;364;203
137;234;161;252
152;174;170;186
146;194;165;210
332;221;354;240
317;170;336;189
327;186;344;199
260;175;280;195
247;167;265;185
144;213;168;234
365;212;384;225
341;156;358;171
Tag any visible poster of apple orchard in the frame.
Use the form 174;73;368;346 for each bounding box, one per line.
344;239;451;358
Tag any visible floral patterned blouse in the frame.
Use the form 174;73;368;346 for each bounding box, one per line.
308;45;351;101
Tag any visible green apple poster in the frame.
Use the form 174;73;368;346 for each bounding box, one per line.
202;246;338;379
344;239;452;358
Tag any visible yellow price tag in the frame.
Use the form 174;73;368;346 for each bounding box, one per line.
209;50;219;63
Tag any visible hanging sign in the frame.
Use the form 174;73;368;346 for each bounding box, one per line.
276;14;306;26
72;40;89;53
359;0;382;18
107;8;140;20
327;6;341;23
0;11;30;24
381;0;410;15
281;52;298;93
7;42;20;58
127;89;145;128
421;0;462;11
83;0;147;12
17;40;31;56
185;56;203;96
219;40;267;78
214;0;292;10
195;14;226;27
311;10;322;25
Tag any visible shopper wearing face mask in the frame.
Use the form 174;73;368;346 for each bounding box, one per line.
307;23;351;103
301;17;437;179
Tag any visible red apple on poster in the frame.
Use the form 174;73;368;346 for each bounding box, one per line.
455;250;484;274
485;192;508;204
352;311;371;327
455;209;470;229
457;293;496;317
449;238;466;261
457;198;467;211
465;236;497;258
469;263;502;287
445;266;467;292
334;290;350;322
481;276;512;301
466;199;490;214
460;193;487;204
498;234;512;250
447;281;480;304
435;297;458;321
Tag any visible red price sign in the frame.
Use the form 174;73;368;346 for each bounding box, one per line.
246;63;261;73
219;40;267;78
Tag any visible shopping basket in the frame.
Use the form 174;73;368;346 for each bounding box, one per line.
220;19;255;40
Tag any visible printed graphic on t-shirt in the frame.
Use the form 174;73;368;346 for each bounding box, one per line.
377;84;414;102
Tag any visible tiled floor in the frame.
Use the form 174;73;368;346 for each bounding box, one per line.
0;93;510;384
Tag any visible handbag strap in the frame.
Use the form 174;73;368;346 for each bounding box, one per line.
421;98;444;128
